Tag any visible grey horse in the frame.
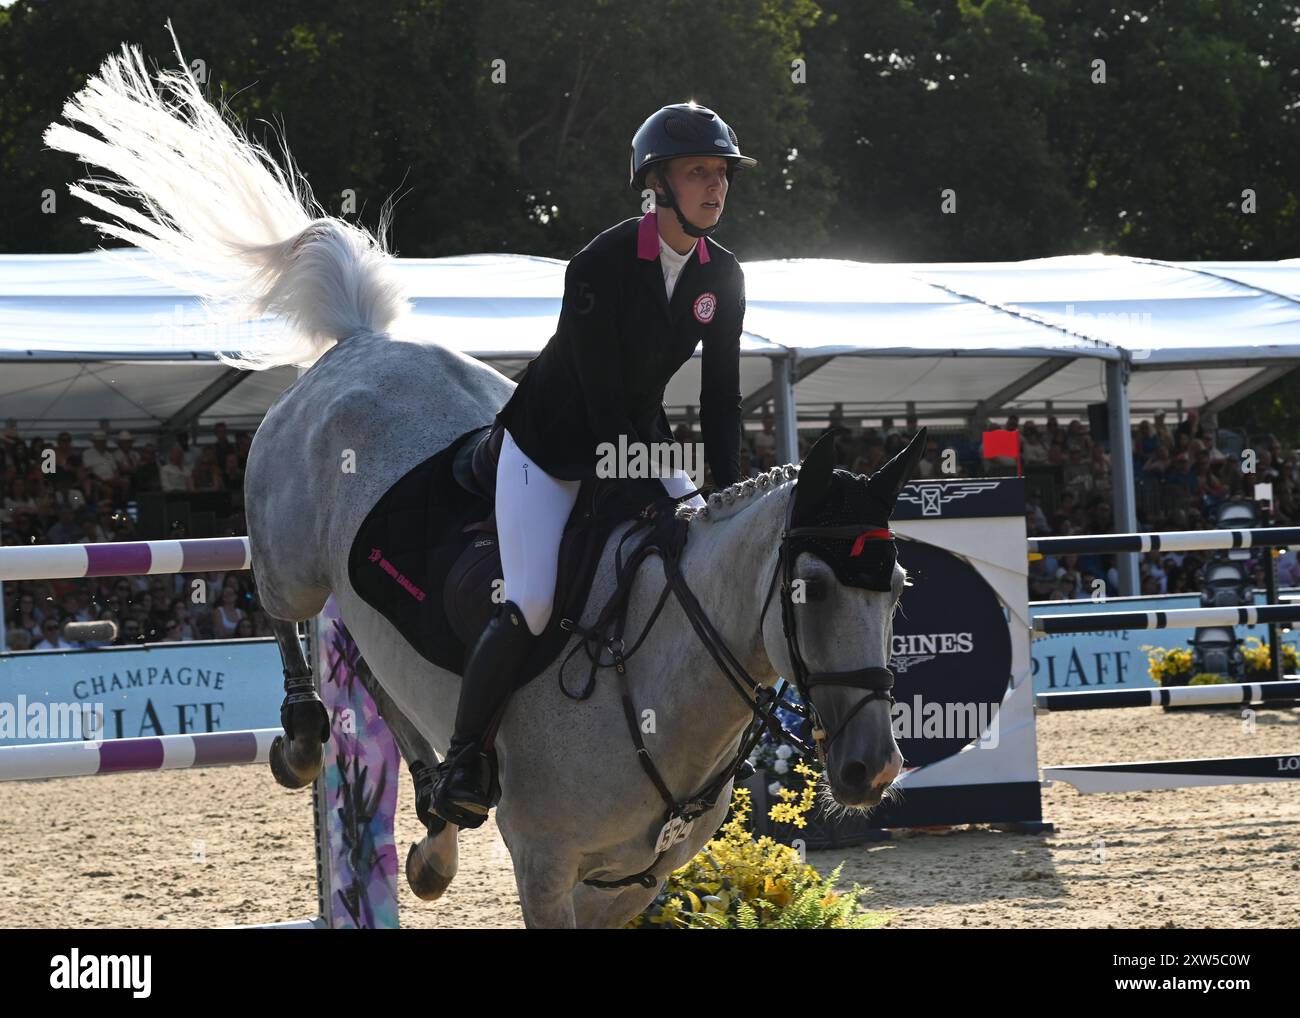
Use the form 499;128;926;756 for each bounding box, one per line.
43;29;919;927
246;325;920;927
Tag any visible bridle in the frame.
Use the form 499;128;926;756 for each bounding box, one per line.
759;487;898;759
556;476;898;890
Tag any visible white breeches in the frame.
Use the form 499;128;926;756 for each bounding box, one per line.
495;427;706;635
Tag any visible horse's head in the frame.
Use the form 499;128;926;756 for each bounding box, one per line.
762;426;926;809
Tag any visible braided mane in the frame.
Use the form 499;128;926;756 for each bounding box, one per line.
674;461;911;589
675;463;800;524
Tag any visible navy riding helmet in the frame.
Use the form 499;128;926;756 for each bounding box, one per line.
629;102;757;238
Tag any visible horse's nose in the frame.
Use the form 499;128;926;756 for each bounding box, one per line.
838;749;902;798
873;748;904;787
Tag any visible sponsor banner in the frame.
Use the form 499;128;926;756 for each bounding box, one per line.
1030;592;1300;693
0;639;283;745
891;539;1011;766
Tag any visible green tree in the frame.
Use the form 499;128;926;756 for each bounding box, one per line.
4;0;1297;264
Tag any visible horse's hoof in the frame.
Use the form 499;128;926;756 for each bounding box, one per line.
406;841;454;901
269;734;321;789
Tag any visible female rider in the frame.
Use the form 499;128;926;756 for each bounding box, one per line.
432;101;756;828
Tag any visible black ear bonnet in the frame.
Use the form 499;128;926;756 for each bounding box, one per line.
790;468;897;592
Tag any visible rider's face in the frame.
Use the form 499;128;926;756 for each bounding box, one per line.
657;157;729;224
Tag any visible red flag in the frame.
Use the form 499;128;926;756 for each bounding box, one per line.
982;429;1021;476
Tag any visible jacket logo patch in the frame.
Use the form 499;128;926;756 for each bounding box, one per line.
693;291;717;324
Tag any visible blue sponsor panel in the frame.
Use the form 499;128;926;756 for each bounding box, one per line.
1030;591;1300;694
891;538;1011;765
0;639;283;745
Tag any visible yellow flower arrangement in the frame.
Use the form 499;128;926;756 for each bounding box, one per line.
766;759;821;828
1141;643;1193;685
1145;638;1298;688
1240;635;1299;673
628;764;887;929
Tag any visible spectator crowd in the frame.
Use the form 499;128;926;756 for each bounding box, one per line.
2;420;271;651
6;407;1300;653
711;407;1300;603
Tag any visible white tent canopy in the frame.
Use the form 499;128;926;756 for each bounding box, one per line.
4;246;1299;596
2;249;1298;433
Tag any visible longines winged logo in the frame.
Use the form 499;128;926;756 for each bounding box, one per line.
888;654;936;673
899;481;1002;516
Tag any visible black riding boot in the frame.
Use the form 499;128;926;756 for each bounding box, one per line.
431;599;537;829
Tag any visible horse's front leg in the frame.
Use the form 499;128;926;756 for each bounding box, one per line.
571;880;662;929
267;617;329;789
507;841;579;928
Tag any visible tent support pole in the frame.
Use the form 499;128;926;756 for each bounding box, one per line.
1107;355;1140;596
772;354;800;467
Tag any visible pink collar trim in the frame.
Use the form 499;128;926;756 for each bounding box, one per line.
637;209;711;263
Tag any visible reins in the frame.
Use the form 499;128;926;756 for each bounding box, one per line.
554;482;897;890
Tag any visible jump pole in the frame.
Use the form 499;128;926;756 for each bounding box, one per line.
0;537;400;929
1032;603;1300;635
0;728;279;782
1028;524;1300;797
1045;753;1300;793
1036;680;1300;712
1028;526;1300;556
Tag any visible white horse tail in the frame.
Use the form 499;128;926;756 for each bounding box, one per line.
41;18;409;370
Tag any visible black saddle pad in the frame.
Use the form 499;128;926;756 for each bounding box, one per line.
346;427;668;681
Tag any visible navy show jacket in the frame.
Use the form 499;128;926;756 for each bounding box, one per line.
495;209;745;487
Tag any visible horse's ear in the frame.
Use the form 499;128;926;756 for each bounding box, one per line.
792;428;839;523
865;427;928;517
